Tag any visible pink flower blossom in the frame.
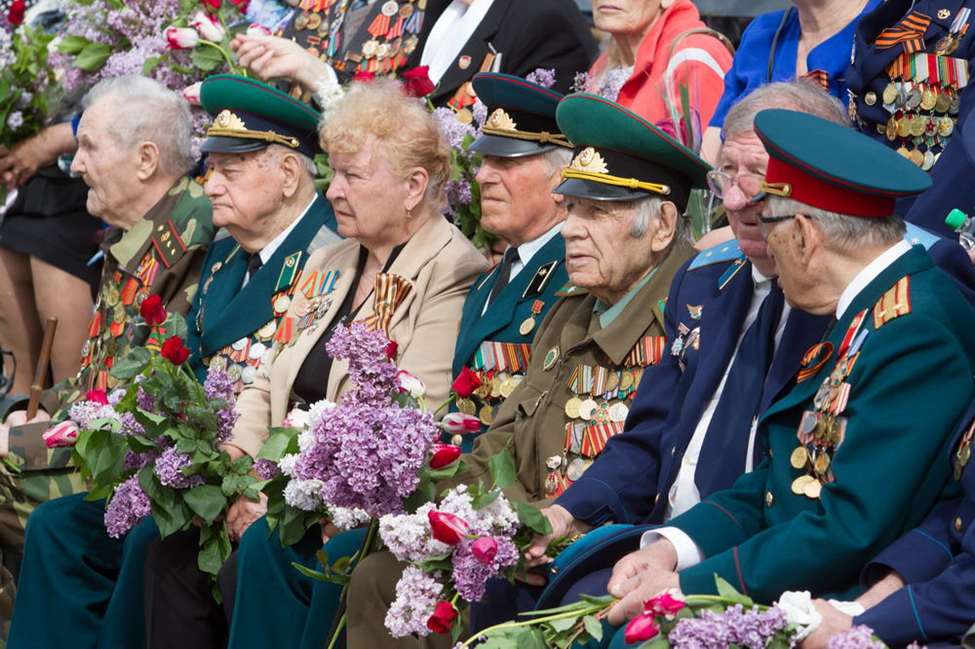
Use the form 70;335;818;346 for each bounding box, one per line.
645;590;685;618
625;612;660;644
246;23;271;36
189;11;225;42
428;510;468;546
429;444;461;469
471;536;497;564
181;82;202;105
440;412;480;435
165;26;200;49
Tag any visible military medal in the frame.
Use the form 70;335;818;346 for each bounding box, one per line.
479;405;494;426
791;475;813;495
519;300;545;336
456;398;476;415
954;419;975;479
543;346;559;370
257;320;277;341
803;479;822;499
241;365;257;385
790;446;808;469
274;294;291;314
564;397;582;419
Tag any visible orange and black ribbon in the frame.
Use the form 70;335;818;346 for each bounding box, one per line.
802;69;830;92
362;273;413;336
875;11;932;53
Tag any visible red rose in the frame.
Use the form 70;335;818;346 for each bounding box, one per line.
201;0;221;9
471;536;498;564
451;367;481;399
624;612;660;644
228;0;249;12
352;70;376;83
86;389;109;405
385;340;399;359
402;66;435;98
140;295;168;327
7;0;25;26
428;444;461;469
160;336;190;366
427;510;468;546
426;601;457;634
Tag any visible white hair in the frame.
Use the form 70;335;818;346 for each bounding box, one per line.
723;81;849;136
267;144;318;178
542;146;573;177
765;195;905;249
82;75;194;176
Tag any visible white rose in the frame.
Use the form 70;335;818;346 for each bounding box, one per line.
775;591;822;641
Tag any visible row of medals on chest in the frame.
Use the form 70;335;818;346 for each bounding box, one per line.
84;283;139;377
457;372;524;426
874;82;960;170
293;1;420;61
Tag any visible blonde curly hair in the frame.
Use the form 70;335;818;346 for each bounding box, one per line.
319;80;451;211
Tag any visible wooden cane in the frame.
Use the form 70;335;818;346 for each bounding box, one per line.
25;316;58;420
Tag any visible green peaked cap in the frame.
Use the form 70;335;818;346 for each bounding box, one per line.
200;74;323;157
554;93;710;211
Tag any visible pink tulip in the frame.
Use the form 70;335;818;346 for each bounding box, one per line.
181;82;202;106
42;421;79;449
471;536;498;564
246;23;271;36
165;26;200;49
190;11;225;42
427;510;469;546
624;612;660;644
440;412;481;434
645;591;685;617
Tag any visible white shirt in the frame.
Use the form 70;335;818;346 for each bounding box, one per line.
242;196;316;288
420;0;496;85
480;222;562;315
645;239;913;570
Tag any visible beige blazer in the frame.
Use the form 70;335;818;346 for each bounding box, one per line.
229;215;488;457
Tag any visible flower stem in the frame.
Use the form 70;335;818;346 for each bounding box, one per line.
198;40;240;75
432;394;455;416
459;603;609;647
324;613;346;649
323;519;380;649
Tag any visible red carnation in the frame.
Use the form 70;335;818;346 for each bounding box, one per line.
140;295;168;327
402;66;435;98
451;367;481;399
428;444;461;469
86;389;109;405
160;336;190;366
201;0;221;8
7;0;25;26
427;510;468;546
426;601;457;634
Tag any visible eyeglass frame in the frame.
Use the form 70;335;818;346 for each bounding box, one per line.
705;169;768;203
757;213;797;240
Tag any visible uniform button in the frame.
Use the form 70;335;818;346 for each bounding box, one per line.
765;491;774;507
956;517;964;532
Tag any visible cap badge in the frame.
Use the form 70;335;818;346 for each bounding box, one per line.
488;108;517;132
214;110;248;132
569;147;609;174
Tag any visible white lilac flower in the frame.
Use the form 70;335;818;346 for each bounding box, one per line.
283;478;325;511
384;566;443;637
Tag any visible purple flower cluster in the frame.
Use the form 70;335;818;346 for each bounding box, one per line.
384;566;444;638
826;625;887;649
154;447;205;490
451;536;518;602
104;475;151;538
668;604;789;649
252;458;280;480
525;68;557;89
204;369;239;443
431;106;476;155
445;179;473;207
324;323;400;407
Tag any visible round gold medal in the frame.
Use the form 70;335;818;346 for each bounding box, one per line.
564;397;582;419
897;118;910;138
882;83;898;105
457;398;476;415
257;320;277;341
790;446;809;469
605;372;620;393
864;91;877;106
273;294;291;314
909;116;926;137
939;116;955;137
619;371;634;391
500;377;517;398
490;377;503;398
791;475;813;495
814;452;831;475
921;88;938;111
909;149;925;167
936;92;952;113
306;12;322;30
479;405;494;426
804;479;823;499
519;317;536;336
886;117;897;141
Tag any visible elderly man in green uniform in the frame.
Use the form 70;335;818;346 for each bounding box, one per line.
0;73;214;608
6;75;338;649
344;93;707;647
591;109;975;646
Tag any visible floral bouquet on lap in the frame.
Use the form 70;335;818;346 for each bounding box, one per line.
70;297;261;598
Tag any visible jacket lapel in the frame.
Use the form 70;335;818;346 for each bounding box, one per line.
430;0;508;102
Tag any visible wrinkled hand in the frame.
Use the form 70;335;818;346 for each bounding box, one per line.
230;34;330;88
799;600;853;649
226;491;268;542
0;123;76;190
603;541;679;625
517;505;591;586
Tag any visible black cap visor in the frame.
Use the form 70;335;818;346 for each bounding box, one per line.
200;136;271;155
553;177;652;202
469;133;558;158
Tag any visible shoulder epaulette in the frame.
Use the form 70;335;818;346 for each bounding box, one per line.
873;276;912;329
555;285;588;297
903;222;940;251
687;239;743;271
151;219;188;269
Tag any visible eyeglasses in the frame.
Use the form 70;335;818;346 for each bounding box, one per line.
757;213;796;240
706;170;766;202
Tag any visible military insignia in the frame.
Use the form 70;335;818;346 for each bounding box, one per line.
717;256;747;290
873;276;912;329
276;252;303;292
543;346;559;371
151;220;188;269
688;240;743;271
487;108;517;132
686;304;702;320
519;300;545;337
939;8;951;19
796;341;834;383
568;147;609;174
523;261;556;299
555;285;587;297
458;55;471;69
955;419;975;479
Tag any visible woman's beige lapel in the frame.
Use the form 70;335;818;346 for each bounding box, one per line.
228;215;489;457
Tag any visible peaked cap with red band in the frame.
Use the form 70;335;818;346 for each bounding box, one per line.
755;109;931;217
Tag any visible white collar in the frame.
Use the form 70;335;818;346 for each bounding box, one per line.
259;195;316;264
419;0;496;85
835;239;912;319
751;263;773;293
514;221;563;268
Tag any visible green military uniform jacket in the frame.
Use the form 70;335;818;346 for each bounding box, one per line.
670;246;975;602
452;244;693;506
185;193;341;387
0;177;214;550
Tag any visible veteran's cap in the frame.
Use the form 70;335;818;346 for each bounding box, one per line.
200;74;322;158
755;108;931;218
553;93;710;211
468;72;572;158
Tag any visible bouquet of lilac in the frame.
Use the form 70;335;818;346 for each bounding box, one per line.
70;300;261;598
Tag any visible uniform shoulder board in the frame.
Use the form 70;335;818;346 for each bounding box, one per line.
903;222;940;251
873;276;913;330
151;219;189;269
555;285;589;297
687;239;743;271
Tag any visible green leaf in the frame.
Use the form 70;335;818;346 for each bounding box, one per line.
548;617;575;632
577;593;618;607
472;490;501;510
111;347;152;379
75;429;128;489
637;638;670;649
74;42;112;72
714;575;753;605
184;484;226;524
427;461;463;481
583;615;603;642
57;35;91;54
513;501;551;536
257;427;299;462
142;55;162;75
516;628;547;649
489;446;516;490
190;46;225;72
197;522;232;580
292;561;339;583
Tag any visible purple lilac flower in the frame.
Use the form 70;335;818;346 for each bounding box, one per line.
451;535;518;602
471;100;488;132
669;604;789;649
571;71;592;93
827;625;887;649
104;475;151;538
124;449;159;471
69;400;120;430
6;111;24;131
154;447;205;489
431;106;476;153
204;369;239;443
385;566;443;638
252;458;280;480
118;412;146;437
445;179;473;207
525;68;556;89
324;323;400;407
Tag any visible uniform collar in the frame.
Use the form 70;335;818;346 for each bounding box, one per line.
836;239;912;319
511;221;563;268
594;263;660;328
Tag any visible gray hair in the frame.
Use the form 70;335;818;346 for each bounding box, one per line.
765;195;905;249
631;196;691;248
723;81;849;136
267;144;318;178
81;75;194;176
542;146;574;178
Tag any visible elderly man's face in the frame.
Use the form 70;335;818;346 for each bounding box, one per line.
561;197;668;302
760;212;834;314
593;0;666;35
205;149;290;252
71;103;144;228
718;131;776;276
476;154;560;247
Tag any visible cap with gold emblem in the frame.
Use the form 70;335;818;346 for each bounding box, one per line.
553;93;710;211
200;74;323;158
468;72;572;158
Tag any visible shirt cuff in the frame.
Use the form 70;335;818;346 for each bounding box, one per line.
640;526;705;570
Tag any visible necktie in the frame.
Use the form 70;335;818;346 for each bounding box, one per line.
246;252;263;282
488;247;519;306
696;283;785;492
